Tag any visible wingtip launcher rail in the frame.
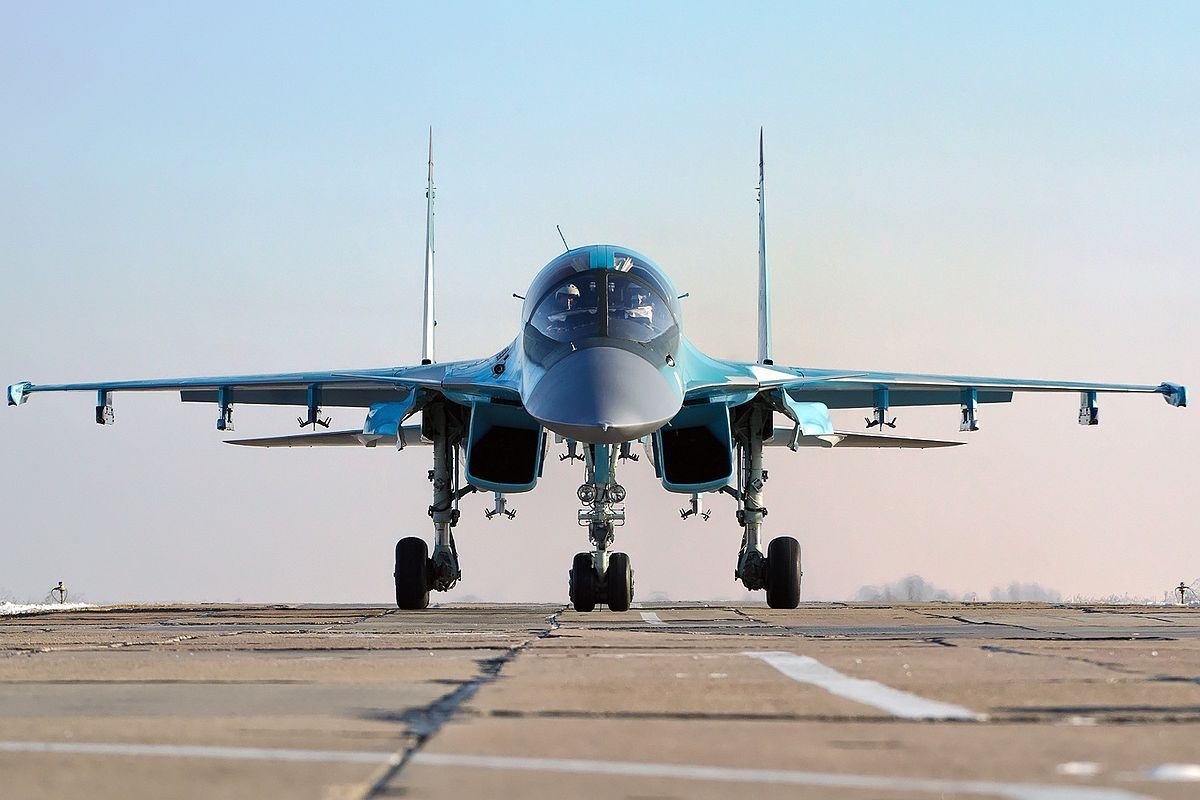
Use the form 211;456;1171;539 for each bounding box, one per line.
1159;382;1187;407
7;381;31;406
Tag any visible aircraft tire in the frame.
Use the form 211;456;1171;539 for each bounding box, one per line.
395;537;431;610
569;552;597;612
765;536;802;609
605;552;633;612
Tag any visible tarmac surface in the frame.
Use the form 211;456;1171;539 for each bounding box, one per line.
2;602;1200;799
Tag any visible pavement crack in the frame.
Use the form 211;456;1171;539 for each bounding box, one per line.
922;612;1055;635
354;605;566;798
722;608;787;628
1147;673;1200;687
727;608;764;624
1074;609;1186;624
979;644;1146;676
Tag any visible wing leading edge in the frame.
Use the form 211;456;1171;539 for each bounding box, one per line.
8;366;442;399
7;354;519;430
700;360;1185;431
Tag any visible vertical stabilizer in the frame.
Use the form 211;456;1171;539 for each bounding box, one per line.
757;128;773;365
420;128;436;364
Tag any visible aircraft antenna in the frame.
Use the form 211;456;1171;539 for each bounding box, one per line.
757;127;773;365
420;127;436;364
556;225;570;252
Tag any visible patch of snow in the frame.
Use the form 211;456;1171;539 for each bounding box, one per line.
0;602;97;616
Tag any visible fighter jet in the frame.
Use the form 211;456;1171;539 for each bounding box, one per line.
7;133;1187;611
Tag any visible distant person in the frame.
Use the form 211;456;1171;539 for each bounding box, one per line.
50;581;67;604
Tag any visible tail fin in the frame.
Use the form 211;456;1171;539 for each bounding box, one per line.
757;128;773;365
420;128;436;364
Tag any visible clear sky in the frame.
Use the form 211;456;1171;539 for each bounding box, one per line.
2;3;1197;604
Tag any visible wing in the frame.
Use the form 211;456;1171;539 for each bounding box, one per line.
698;361;1186;433
763;367;1185;400
7;351;519;428
682;350;1185;440
10;366;437;406
764;366;1185;405
676;340;1182;410
699;361;1185;409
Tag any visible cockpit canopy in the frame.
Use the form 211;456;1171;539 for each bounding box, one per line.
530;272;673;343
523;246;680;346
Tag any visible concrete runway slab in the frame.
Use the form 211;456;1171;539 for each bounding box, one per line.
2;603;1199;799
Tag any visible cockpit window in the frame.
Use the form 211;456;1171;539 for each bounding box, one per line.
530;276;602;341
530;271;675;344
606;274;672;342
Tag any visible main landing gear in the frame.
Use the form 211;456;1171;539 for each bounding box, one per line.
392;397;800;611
394;400;467;610
566;442;634;612
394;536;430;610
731;402;803;609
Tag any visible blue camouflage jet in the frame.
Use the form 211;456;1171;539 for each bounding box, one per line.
7;133;1188;610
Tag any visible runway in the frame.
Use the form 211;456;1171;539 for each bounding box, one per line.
2;603;1199;799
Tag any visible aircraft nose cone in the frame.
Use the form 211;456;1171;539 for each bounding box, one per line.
526;347;681;444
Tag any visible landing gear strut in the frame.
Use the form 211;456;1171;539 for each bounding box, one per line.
567;442;634;612
732;401;802;608
394;400;467;610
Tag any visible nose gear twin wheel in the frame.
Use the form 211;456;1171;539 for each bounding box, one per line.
765;536;802;609
394;537;431;610
569;552;597;612
606;552;633;612
569;551;634;612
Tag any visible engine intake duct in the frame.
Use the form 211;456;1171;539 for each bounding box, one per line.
655;404;734;493
464;402;545;493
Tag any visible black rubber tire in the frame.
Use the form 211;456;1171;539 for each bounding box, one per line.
765;536;802;609
569;552;597;612
605;552;633;612
395;537;431;610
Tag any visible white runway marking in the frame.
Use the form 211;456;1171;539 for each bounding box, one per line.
640;612;666;626
410;753;1151;800
1146;763;1200;781
0;741;398;765
0;741;1155;798
743;651;986;721
1058;762;1103;777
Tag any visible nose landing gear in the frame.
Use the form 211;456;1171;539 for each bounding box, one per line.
569;552;597;612
567;442;635;612
606;552;633;612
569;550;634;612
